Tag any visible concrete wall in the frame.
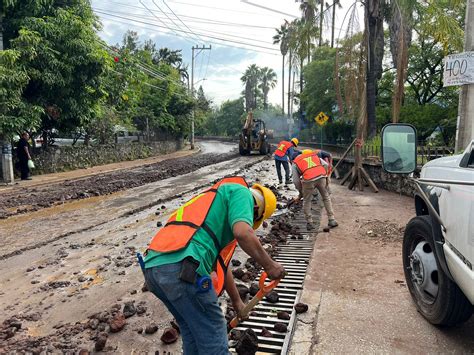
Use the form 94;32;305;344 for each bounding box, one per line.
333;158;418;197
17;140;184;176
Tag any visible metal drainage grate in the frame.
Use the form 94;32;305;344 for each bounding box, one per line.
230;216;317;354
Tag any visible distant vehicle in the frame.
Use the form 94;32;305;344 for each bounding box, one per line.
382;123;473;326
239;112;272;155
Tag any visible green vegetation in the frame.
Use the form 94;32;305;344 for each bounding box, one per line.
0;1;193;145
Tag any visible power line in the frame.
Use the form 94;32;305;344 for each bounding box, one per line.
97;1;277;29
95;10;280;54
93;7;274;44
240;0;298;18
166;0;283;16
151;0;201;43
162;0;205;43
139;0;195;45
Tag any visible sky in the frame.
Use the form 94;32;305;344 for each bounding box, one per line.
92;0;364;107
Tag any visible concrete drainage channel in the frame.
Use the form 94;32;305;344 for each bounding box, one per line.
230;214;316;354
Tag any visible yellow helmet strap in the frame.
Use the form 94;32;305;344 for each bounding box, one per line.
250;188;265;220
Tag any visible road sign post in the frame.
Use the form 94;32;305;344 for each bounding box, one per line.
314;111;329;149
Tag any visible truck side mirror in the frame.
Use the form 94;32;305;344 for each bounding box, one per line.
381;123;417;174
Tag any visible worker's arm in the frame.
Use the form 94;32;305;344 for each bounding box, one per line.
24;144;31;160
292;164;303;198
233;222;285;280
225;267;246;314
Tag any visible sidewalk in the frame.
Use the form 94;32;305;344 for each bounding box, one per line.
289;182;474;353
0;147;197;193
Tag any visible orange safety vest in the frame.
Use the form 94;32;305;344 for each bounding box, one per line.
147;176;248;295
274;140;292;158
294;152;327;181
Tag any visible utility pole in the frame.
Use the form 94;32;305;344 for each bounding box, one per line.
0;12;14;184
190;45;211;150
456;0;474;151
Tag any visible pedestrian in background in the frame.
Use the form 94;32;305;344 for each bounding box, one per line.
17;132;32;180
273;137;299;185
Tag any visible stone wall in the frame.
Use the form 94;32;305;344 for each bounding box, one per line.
333;158;418;197
20;140;184;175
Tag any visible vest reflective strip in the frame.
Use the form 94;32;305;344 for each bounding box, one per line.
295;153;326;180
275;141;291;157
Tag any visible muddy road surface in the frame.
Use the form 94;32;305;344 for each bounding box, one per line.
0;142;288;353
1;141;473;354
0;142;239;220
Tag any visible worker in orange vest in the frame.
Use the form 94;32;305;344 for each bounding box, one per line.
274;137;299;185
143;177;285;354
292;150;338;230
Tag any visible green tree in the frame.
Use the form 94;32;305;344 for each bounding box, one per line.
4;0;108;146
205;98;245;136
259;67;277;110
273;22;289;115
241;64;262;112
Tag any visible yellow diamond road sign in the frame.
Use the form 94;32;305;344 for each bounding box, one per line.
315;112;329;126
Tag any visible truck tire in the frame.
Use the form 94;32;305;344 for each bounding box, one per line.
259;141;267;155
403;215;473;326
239;144;248;156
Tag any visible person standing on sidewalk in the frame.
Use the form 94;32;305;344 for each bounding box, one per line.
16;132;32;180
292;149;338;230
143;177;286;354
273;137;299;185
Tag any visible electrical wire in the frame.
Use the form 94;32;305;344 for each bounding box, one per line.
93;7;274;44
96;1;278;29
95;10;280;54
139;0;195;45
162;0;205;43
151;0;201;43
240;0;298;18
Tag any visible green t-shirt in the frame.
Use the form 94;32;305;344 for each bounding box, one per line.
144;184;254;276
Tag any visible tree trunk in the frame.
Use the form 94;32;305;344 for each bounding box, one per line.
319;0;324;47
334;49;344;114
299;56;304;119
331;0;336;48
288;49;292;118
282;54;285;115
366;0;384;138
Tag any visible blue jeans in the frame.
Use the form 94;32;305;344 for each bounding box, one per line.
144;262;229;355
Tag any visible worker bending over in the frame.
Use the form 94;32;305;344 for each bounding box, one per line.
274;137;299;185
292;150;338;230
143;177;285;354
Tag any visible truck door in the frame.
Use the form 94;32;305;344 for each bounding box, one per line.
441;143;474;303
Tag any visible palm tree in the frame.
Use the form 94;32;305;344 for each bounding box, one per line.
241;64;261;112
155;48;183;67
273;23;289;115
331;0;342;48
259;67;277;110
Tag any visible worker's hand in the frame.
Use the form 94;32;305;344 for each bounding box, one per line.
233;298;248;319
265;261;286;280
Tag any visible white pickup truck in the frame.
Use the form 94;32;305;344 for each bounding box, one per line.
382;124;473;326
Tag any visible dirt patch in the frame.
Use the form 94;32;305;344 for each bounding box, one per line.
357;219;405;242
0;151;238;219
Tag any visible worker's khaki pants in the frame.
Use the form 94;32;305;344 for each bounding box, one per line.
302;178;335;224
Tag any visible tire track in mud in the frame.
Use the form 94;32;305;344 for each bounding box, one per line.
0;152;240;219
0;157;267;261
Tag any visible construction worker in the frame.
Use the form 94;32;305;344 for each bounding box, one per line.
292;150;338;230
143;177;285;354
274;137;299;185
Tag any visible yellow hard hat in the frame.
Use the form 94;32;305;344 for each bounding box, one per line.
250;184;277;229
302;149;313;155
291;138;299;146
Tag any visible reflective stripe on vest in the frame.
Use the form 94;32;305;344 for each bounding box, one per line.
274;140;292;158
294;152;327;181
147;176;249;295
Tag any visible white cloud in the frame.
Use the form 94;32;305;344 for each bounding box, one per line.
93;0;363;106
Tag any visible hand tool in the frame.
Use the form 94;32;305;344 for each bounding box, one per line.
229;272;281;329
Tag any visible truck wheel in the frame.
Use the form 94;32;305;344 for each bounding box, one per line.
259;142;267;155
239;145;248;156
403;215;473;326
